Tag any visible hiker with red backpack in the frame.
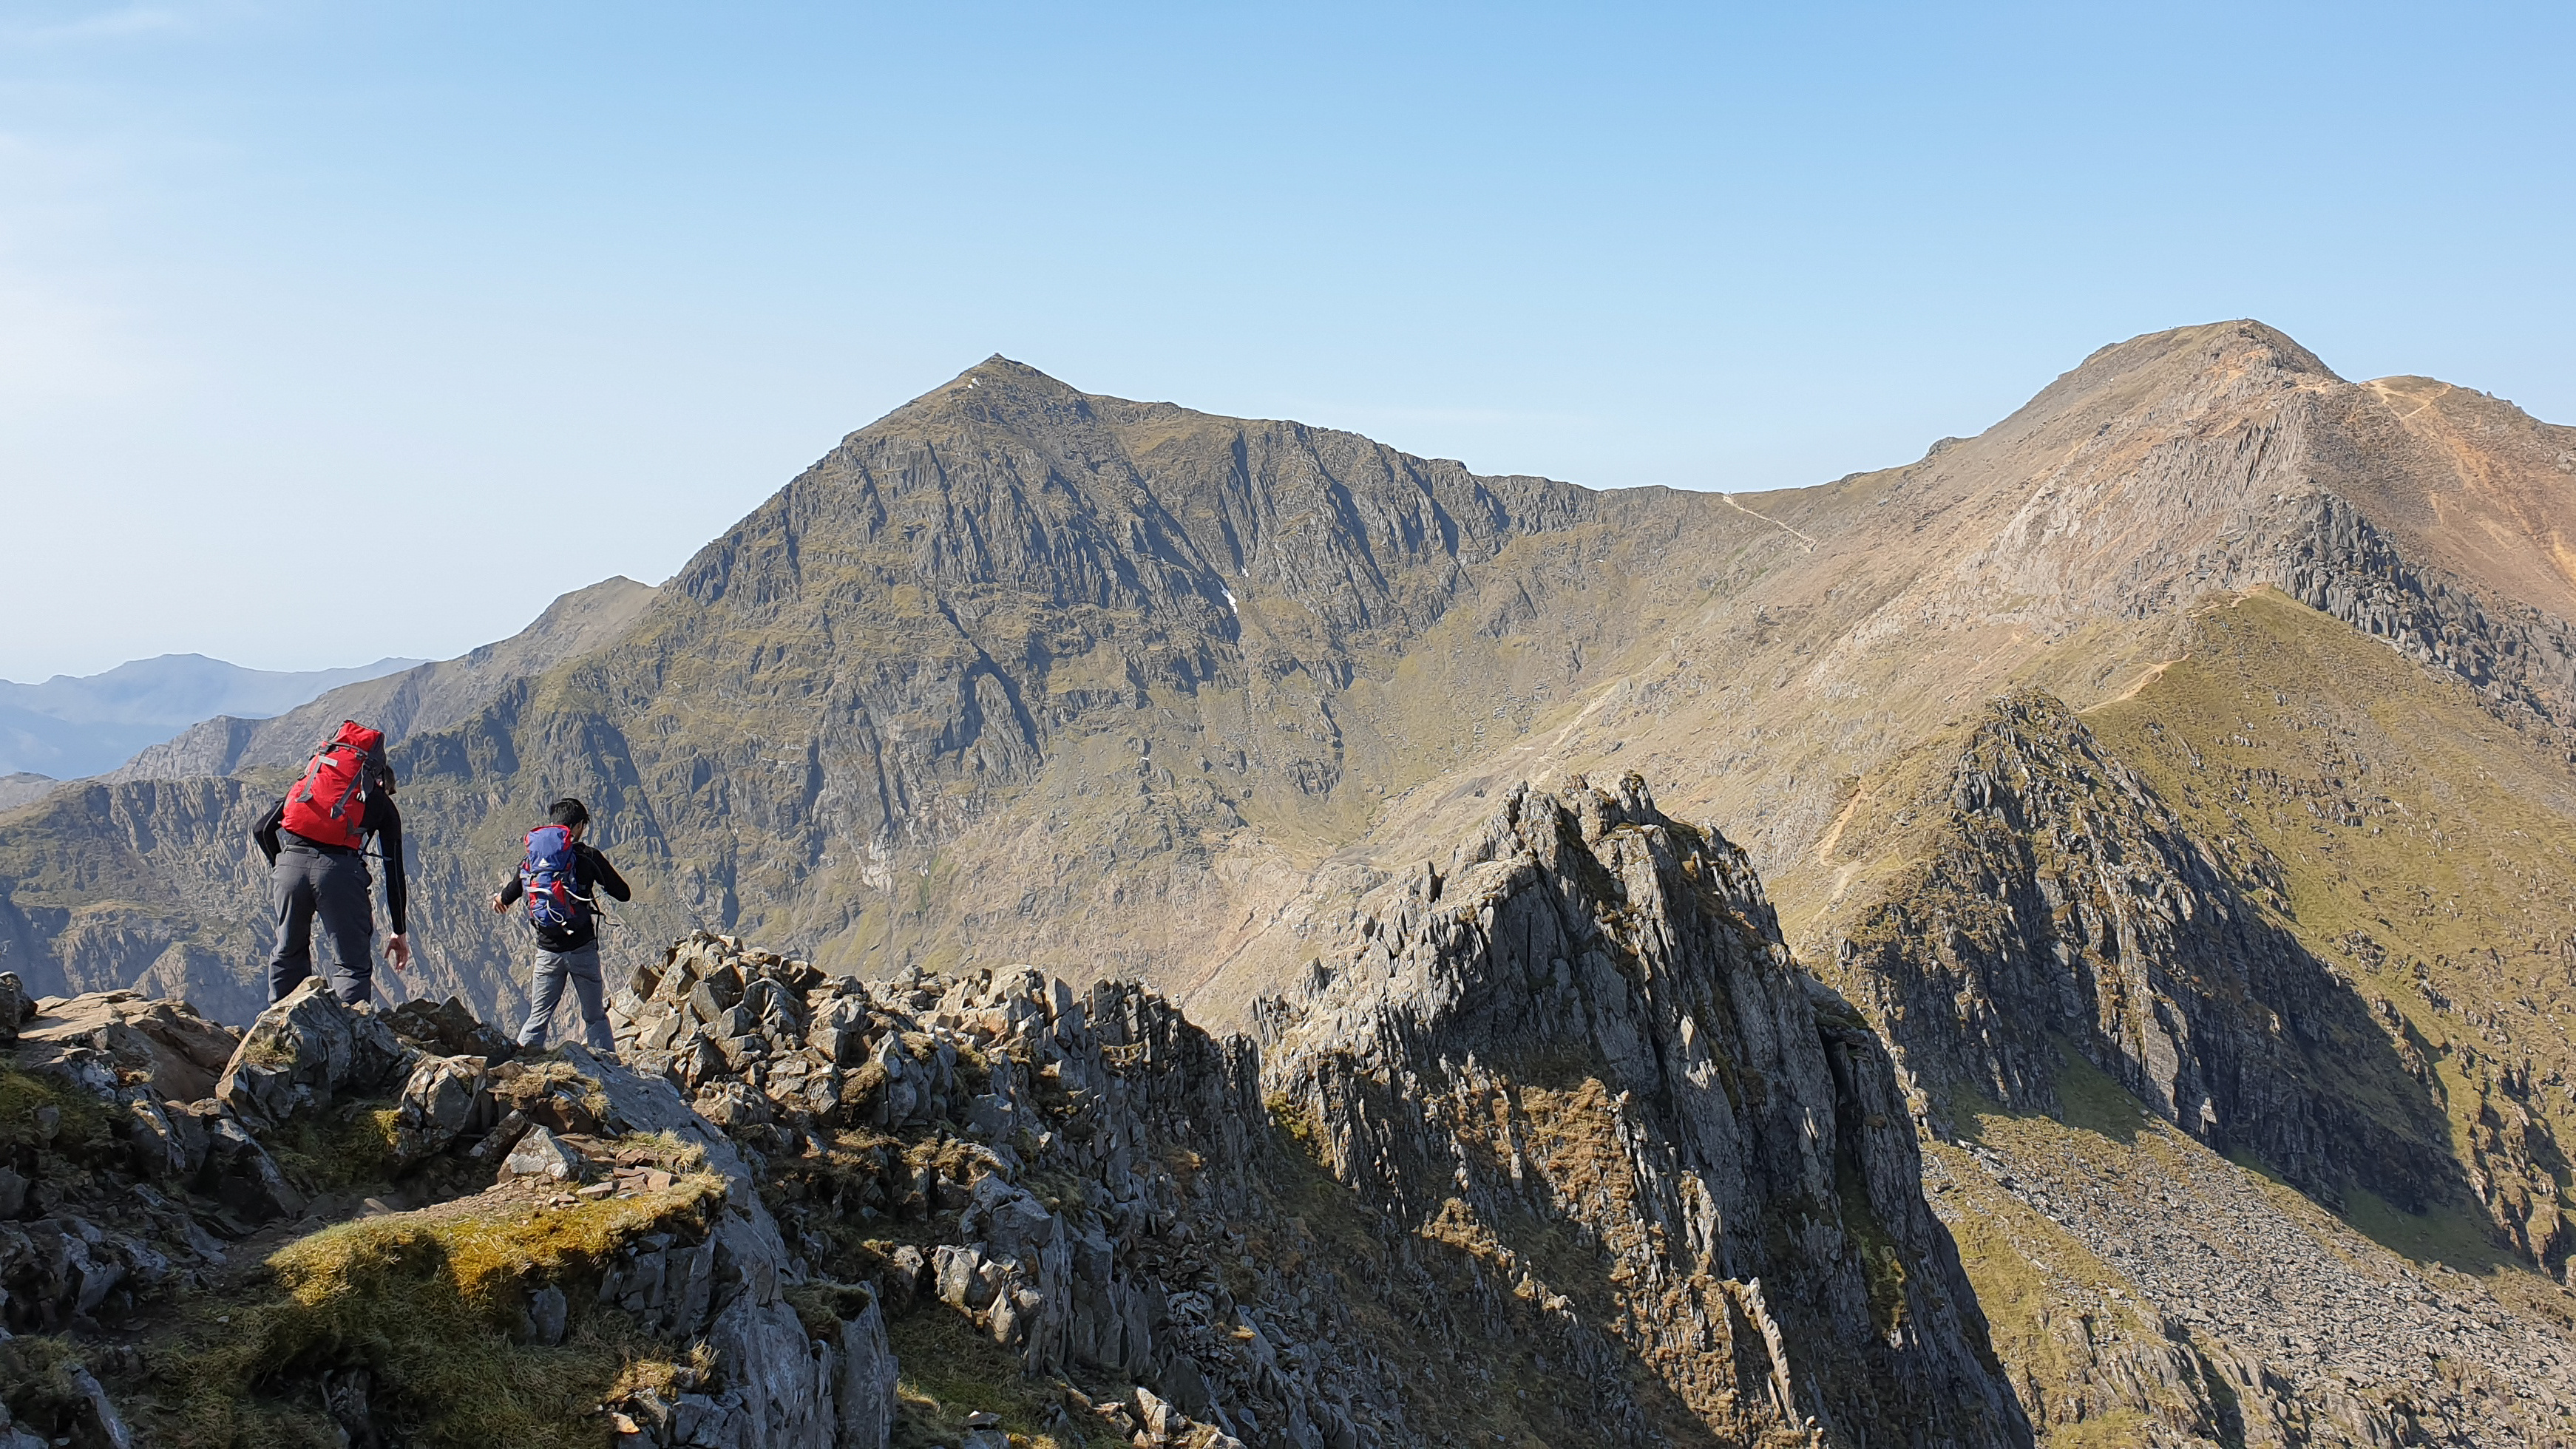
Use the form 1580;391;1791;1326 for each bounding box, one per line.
488;797;631;1053
253;719;410;1005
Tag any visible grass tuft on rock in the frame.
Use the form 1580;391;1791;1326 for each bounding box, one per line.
0;1066;113;1155
265;1099;404;1192
883;1306;1116;1449
147;1174;723;1448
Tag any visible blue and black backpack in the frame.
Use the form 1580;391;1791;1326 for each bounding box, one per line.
519;824;586;932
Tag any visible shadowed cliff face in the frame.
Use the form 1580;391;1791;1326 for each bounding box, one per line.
1261;776;2030;1448
1828;689;2462;1224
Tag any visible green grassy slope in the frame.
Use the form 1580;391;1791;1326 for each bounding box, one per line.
2089;587;2576;1269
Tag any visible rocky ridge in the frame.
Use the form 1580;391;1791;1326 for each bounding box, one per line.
1255;776;2027;1445
0;773;2026;1449
0;968;895;1448
603;787;2019;1445
1831;688;2465;1227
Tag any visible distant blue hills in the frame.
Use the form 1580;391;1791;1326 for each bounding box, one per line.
0;653;424;781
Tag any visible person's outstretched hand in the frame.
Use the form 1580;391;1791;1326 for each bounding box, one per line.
386;933;412;971
489;892;510;914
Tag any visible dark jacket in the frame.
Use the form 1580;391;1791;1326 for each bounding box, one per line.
496;840;631;952
254;794;407;935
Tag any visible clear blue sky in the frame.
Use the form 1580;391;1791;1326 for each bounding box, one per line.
3;1;2569;681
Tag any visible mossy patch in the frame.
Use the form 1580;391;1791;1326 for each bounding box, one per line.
265;1099;403;1192
492;1056;616;1128
2045;1041;2149;1144
143;1175;723;1448
1835;1172;1911;1337
882;1305;1116;1448
0;1334;105;1442
2338;1184;2518;1275
783;1279;882;1341
0;1066;114;1156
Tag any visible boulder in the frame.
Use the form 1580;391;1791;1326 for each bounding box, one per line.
0;971;29;1045
519;1283;569;1346
200;1118;303;1222
805;996;873;1065
214;979;410;1127
391;1054;493;1164
501;1124;581;1183
13;993;241;1103
384;996;515;1062
965;1177;1057;1263
119;1093;203;1181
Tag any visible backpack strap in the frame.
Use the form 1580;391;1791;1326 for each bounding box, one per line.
326;748;366;822
290;744;334;806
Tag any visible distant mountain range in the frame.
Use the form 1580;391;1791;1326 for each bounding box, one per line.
0;653;424;780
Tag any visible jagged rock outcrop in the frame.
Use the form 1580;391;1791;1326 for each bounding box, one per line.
598;778;2027;1448
1831;691;2478;1239
620;932;1337;1447
1259;776;2029;1447
2268;491;2576;726
0;977;898;1448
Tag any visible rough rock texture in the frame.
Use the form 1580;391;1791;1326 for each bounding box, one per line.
1261;776;2028;1446
596;776;2025;1448
212;977;412;1128
12;991;234;1105
620;931;1326;1447
552;1039;900;1449
1928;1112;2576;1448
2265;490;2576;730
0;979;898;1448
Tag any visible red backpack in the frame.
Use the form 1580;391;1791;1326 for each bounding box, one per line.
281;720;387;849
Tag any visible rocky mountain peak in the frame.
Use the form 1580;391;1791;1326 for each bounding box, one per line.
870;354;1105;435
1259;774;2030;1445
2063;317;2344;394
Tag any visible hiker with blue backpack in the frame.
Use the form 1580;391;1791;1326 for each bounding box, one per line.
488;797;632;1052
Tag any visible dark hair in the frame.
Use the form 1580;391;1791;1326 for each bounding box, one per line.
547;798;590;828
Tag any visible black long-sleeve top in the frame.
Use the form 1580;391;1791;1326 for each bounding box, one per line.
254;794;408;934
495;841;631;951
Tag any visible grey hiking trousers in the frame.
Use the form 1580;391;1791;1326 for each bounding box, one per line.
518;943;617;1053
268;846;376;1005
